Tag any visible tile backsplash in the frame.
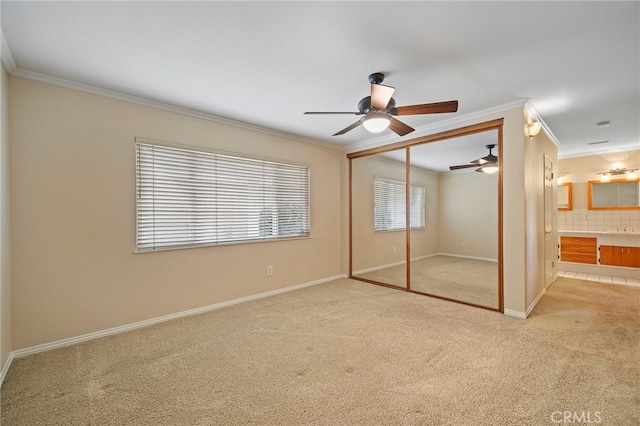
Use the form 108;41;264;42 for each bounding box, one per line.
558;209;640;232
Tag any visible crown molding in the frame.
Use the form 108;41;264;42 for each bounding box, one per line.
558;144;640;160
1;31;17;73
9;67;344;151
345;98;530;153
6;65;571;156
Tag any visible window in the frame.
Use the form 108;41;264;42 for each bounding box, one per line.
373;176;425;231
136;140;310;251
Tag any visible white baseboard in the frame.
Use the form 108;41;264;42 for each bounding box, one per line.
353;260;406;275
526;287;547;317
504;309;527;319
437;253;498;263
352;253;440;275
503;286;546;320
354;252;500;277
0;352;14;387
411;253;440;262
9;274;346;361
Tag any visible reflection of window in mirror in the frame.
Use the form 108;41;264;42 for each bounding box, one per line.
588;179;640;210
373;176;425;232
558;182;572;210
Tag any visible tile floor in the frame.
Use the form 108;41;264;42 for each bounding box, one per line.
558;270;640;287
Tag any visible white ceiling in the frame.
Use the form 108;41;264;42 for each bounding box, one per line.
1;1;639;160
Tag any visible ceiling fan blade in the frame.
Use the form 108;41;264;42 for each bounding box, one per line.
471;154;497;165
304;111;361;115
388;117;414;136
449;164;477;171
470;144;497;165
393;100;459;115
470;158;488;165
333;120;362;136
370;83;395;109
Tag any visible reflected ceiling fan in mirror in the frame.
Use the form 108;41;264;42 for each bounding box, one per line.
304;73;459;137
449;144;499;174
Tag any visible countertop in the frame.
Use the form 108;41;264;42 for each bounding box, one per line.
558;230;640;237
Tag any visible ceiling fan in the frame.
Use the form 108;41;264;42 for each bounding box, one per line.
304;73;458;137
449;144;499;174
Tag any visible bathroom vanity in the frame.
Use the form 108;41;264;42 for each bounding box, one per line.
559;231;640;278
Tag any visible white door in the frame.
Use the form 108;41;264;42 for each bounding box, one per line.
544;155;554;288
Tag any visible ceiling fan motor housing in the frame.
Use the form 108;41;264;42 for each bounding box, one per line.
368;72;385;85
357;96;396;114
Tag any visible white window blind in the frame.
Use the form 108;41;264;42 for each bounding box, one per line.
136;141;310;251
409;183;426;229
374;176;425;231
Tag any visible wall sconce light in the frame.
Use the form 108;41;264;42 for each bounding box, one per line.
557;174;567;184
527;121;542;137
596;167;639;182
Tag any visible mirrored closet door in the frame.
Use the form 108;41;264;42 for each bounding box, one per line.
409;132;500;309
349;119;504;312
351;149;408;289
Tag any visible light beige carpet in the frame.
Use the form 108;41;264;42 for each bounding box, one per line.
2;277;638;425
355;255;499;309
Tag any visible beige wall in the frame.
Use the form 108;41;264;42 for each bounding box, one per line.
1;65;12;370
524;109;558;312
5;74;559;353
9;77;344;350
437;171;498;260
501;107;528;315
558;150;640;184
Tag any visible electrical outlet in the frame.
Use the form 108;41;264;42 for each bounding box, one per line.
461;242;466;247
267;266;273;276
392;246;397;253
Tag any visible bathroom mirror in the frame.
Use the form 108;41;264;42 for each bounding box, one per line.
588;179;640;210
558;182;572;210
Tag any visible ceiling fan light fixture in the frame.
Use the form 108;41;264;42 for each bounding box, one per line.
306;73;457;137
476;164;499;174
362;111;391;133
600;174;610;182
